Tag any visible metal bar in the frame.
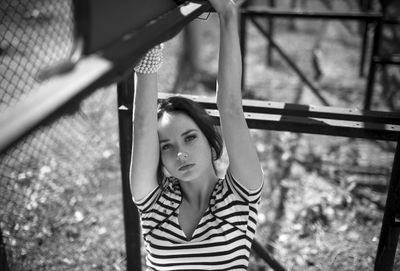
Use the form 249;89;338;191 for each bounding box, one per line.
382;18;400;25
252;239;287;271
374;140;400;271
359;0;375;77
73;0;182;55
266;0;275;66
360;21;369;77
117;78;142;271
0;55;112;154
205;109;400;141
242;7;382;21
158;92;400;125
250;17;330;106
373;55;400;65
0;1;212;155
364;21;382;110
359;0;372;77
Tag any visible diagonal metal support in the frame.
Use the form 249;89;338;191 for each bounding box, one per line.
364;20;382;111
248;16;330;106
252;239;287;271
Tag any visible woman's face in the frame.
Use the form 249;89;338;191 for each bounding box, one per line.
157;112;213;182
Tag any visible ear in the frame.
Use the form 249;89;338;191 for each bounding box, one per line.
211;148;217;161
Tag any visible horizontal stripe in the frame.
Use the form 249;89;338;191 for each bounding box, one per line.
147;254;249;268
148;249;250;264
149;233;247;251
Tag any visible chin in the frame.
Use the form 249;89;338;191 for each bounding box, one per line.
176;174;196;182
176;170;199;182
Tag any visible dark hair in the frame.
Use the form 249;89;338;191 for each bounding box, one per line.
157;96;223;183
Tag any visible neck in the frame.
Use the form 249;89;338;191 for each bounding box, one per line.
179;170;219;209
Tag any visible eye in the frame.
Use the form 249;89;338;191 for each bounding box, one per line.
161;144;172;151
185;134;197;142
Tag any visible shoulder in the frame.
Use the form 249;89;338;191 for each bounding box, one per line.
133;177;180;213
223;167;263;204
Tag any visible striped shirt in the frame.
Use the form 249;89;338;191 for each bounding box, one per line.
133;169;263;271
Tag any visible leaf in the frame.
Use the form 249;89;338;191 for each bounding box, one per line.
74;211;84;223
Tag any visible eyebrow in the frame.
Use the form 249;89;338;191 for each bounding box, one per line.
159;129;198;144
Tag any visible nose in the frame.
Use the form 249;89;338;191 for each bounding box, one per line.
177;152;188;163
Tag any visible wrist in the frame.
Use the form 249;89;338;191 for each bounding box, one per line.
218;6;238;25
134;44;164;74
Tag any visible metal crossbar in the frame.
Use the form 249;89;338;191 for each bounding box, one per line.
242;7;382;20
159;92;400;136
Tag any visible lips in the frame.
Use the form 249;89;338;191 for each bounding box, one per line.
178;164;195;171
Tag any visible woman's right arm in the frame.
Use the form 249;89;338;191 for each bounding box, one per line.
130;72;160;201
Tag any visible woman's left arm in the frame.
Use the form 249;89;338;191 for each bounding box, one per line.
211;0;263;190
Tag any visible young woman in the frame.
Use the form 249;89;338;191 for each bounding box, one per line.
130;0;264;270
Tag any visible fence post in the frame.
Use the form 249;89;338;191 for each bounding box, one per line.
117;76;142;271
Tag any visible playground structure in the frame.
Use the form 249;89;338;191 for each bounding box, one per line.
240;0;400;110
1;0;400;270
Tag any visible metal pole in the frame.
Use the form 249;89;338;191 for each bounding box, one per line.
374;139;400;271
359;0;372;77
117;77;142;271
266;0;275;66
243;8;382;20
359;21;369;77
252;239;287;271
364;20;382;110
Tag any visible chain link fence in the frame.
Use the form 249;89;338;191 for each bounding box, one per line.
1;0;123;270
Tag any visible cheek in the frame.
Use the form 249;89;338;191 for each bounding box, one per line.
197;142;213;162
160;151;175;168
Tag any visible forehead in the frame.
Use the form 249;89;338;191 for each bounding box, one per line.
157;112;199;138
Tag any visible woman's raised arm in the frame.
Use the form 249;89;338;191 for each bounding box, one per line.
130;47;162;201
211;0;263;190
